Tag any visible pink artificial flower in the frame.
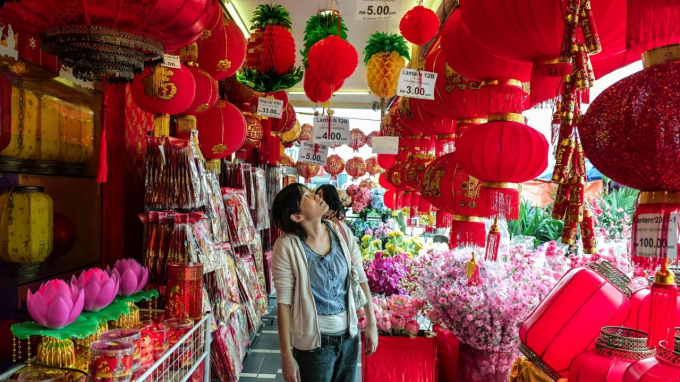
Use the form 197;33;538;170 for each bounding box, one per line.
358;316;368;330
390;314;407;330
406;320;419;336
426;309;441;322
378;317;392;332
595;208;604;216
356;307;365;317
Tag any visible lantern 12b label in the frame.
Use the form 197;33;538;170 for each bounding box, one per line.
313;116;350;146
634;212;679;260
397;69;437;100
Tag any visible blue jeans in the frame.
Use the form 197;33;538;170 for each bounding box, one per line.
293;329;359;382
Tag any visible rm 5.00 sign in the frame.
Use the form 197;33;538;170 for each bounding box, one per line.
298;142;328;166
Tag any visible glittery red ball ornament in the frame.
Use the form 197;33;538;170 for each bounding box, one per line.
196;11;247;80
346;157;367;179
365;157;382;176
325;155;345;180
349;129;367;151
580;60;680;191
399;5;440;45
366;131;379;148
131;65;196;115
297;161;320;183
196;100;247;160
307;36;359;86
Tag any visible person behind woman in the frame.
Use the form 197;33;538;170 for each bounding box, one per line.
271;183;378;382
316;184;347;222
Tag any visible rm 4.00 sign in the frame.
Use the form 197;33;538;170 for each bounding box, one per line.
313;116;350;146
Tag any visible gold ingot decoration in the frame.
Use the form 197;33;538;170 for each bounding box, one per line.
36;337;76;368
111;303;140;329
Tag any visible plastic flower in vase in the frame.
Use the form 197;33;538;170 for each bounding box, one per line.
338;189;353;208
27;279;85;329
364;294;424;337
364;251;411;296
107;259;149;296
71;268;120;312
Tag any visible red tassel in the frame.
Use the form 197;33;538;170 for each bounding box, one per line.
627;0;680;55
97;82;110;183
485;218;501;261
480;81;525;115
436;209;453;228
529;61;573;107
479;183;519;220
647;268;678;350
450;216;486;249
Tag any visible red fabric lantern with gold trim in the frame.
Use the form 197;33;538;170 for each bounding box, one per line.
366;131;379;148
241;113;264;150
397;97;456;136
349;129;367;151
297;162;320;183
197;11;247;81
196;100;246;168
346;157;367;180
324;155;345;180
272;103;296;134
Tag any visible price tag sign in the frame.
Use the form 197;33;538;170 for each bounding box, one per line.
161;54;181;69
313;116;350;146
396;69;438;100
371;136;399;154
298;141;328;166
634;213;679;260
257;97;284;118
355;0;400;20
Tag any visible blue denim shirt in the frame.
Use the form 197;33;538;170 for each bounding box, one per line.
301;222;349;316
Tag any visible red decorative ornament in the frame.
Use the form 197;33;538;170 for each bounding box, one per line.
298;123;314;143
304;70;334;104
442;12;532;114
365;157;382;176
197;11;247;80
348;129;367;151
384;189;397;210
296;161;320;183
399;5;440;46
47;212;77;261
280;153;295;167
377;154;396;170
397;97;456;136
324;155;345;180
261;25;297;74
402;158;431;192
272;103;296;134
180;43;218;116
196;100;247;168
626;0;680;56
366;131;379;148
222;75;263;103
307;35;358;86
379;172;394;190
360;179;377;189
240;113;264;150
346;157;367;180
131;66;196;116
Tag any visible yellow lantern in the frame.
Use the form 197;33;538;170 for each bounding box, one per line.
0;86;39;171
0;185;54;276
26;95;61;174
58;102;94;175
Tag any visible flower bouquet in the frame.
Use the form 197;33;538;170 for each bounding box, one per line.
363;252;412;296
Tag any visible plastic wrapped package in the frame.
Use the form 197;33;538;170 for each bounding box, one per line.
193;216;221;274
204;246;240;325
205;171;229;243
231;308;250;360
143;212;159;284
210;324;241;382
251;167;270;231
266;164;283;206
221;188;256;247
167;213;198;264
240;163;255;209
157;211;174;284
234;252;263;333
248;237;269;316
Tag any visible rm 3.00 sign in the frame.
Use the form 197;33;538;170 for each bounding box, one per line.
396;69;437;100
313;116;350;146
634;212;679;260
298;142;328;166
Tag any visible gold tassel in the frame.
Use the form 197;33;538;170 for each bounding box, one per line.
36;337;76;368
180;43;199;64
154;114;170;138
205;159;221;174
152;66;167;94
178;116;197;134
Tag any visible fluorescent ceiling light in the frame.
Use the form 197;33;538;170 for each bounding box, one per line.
222;0;250;38
288;90;371;95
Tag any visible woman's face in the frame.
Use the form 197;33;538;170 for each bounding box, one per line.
295;188;329;221
316;188;335;216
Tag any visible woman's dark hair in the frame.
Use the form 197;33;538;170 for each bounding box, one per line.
316;184;346;219
271;183;309;240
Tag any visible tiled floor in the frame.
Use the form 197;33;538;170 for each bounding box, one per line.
238;298;362;381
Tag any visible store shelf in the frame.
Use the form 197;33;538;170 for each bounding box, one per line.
0;258;100;292
0;170;95;180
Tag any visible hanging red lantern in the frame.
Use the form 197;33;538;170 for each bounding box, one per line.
240;113;264;150
366;131;379;148
281;120;300;147
272;103;296;134
196;100;247;171
397;97;456;136
280;153;295;167
377;154;396;170
441;11;532;114
365;157;382;176
298;123;314;143
304;70;338;104
379;172;394;190
346;157;367;180
222;75;263;103
176;43;219;138
307;35;359;86
296;161;320;183
196;12;247;81
1;0;216;82
626;0;680;56
244;4;296;75
399;5;440;46
403;157;431;192
324;155;345;180
384;189;397;210
348;129;367;151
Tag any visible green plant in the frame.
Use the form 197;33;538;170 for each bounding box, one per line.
587;185;638;241
507;199;564;248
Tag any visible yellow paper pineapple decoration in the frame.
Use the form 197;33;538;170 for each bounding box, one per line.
364;32;410;98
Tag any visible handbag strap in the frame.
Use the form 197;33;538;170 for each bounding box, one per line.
332;218;349;245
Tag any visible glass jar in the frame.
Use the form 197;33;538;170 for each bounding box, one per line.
0;185;53;276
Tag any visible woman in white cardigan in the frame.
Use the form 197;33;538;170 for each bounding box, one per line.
271;183;378;382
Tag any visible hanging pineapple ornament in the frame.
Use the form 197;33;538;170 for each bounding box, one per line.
238;4;303;93
364;32;410;99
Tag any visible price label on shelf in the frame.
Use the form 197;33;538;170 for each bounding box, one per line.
396;69;437;100
371;136;399;154
298;141;328;166
161;54;181;69
313;116;350;146
634;212;679;260
257;97;284;118
355;0;400;20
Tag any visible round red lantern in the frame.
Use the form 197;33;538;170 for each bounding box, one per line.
197;11;247;80
240;113;264;150
196;100;246;170
366;131;379;148
419;47;488;121
441;11;532;114
280;153;295;167
384;189;397;210
348;129;367;151
298;123;314;143
399;5;439;46
403;157;431;192
272;103;296;134
325;155;345;180
346;157;367;180
304;70;335;104
377;154;396;170
365;157;382;176
296;161;320;183
397;97;456;136
360;179;377;189
623;341;680;381
281;120;300;147
1;0;216;82
179;43;219;120
307;35;358;86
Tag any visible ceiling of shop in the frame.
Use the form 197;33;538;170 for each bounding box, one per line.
226;0;442;109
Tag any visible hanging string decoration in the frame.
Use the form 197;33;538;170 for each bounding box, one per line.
363;32;410;98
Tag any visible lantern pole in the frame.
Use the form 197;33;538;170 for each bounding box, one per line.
380;97;386;119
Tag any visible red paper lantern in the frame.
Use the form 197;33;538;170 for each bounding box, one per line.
360;179;377;189
441;12;532;114
399;5;440;46
377;154;396;170
296;161;320;183
365;157;382;176
304;70;336;104
324;155;345;180
1;0;216;82
131;66;196;115
366;131;379;148
196;11;247;80
348;129;367;151
419;47;488;121
346;157;367;179
396;97;456;136
520;266;631;379
196;100;246;167
307;35;358;86
240;114;264;150
298;123;314;143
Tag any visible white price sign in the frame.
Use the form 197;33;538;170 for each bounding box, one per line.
396;69;438;100
313;116;350;146
355;0;400;20
634;213;679;260
161;54;181;69
298;141;328;166
371;136;399;154
257;97;284;118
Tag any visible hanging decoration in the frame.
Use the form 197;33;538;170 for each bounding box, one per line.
272;102;297;134
366;131;379;148
348;129;367;151
296;161;320;183
363;32;410;99
307;35;359;87
197;11;247;80
196;100;247;172
304;71;334;105
222;75;263;104
365;157;382;176
324;155;345;180
177;43;219;138
280;153;295;167
238;4;303;92
298;123;314;143
0;0;216;82
399;5;440;46
346;157;367;180
281;120;301;147
626;0;680;56
240;111;264;150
